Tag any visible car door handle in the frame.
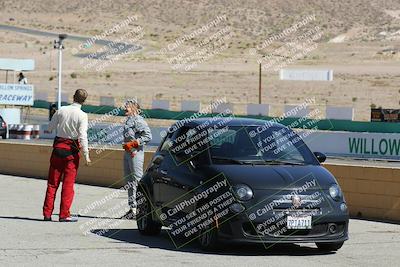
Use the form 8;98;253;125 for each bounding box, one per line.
160;170;168;175
161;176;171;182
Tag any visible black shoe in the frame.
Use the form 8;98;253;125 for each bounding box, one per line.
59;216;78;222
120;209;136;220
44;216;52;221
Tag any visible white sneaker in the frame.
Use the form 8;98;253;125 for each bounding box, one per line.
121;208;136;219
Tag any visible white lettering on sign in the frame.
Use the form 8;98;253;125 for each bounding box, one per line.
0;83;34;106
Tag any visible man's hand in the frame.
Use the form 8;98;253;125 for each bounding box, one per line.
85;154;92;166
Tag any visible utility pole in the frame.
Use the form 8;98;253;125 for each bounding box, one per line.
258;63;262;104
54;34;68;109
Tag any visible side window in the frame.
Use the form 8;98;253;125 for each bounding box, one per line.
159;131;174;153
170;126;210;164
169;127;191;155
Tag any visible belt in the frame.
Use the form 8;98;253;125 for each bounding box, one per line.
53;136;81;158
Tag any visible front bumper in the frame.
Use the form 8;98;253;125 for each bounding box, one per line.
216;210;349;244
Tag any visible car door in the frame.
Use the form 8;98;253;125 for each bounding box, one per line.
155;126;208;222
148;131;174;208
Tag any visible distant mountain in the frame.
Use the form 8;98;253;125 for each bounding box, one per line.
1;0;400;46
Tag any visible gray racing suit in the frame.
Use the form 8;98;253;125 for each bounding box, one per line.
123;114;152;209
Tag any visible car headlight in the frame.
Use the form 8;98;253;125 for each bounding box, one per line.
340;202;348;212
233;184;253;201
329;184;342;201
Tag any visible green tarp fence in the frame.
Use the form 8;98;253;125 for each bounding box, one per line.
34;100;400;134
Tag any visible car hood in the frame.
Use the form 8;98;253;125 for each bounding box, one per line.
205;164;337;190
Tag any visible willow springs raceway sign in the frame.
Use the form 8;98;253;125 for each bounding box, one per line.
0;83;34;106
298;130;400;160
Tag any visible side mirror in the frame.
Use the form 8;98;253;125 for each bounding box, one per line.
152;155;164;165
313;152;326;163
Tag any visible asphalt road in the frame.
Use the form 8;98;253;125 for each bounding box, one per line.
0;174;399;266
0;24;141;59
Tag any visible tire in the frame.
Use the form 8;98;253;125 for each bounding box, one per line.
136;188;162;236
316;241;344;251
198;214;219;251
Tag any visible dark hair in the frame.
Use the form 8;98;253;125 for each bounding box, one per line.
73;89;88;104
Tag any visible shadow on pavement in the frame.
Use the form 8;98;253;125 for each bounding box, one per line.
0;216;46;222
78;214;119;220
0;215;122;222
0;214;120;222
91;228;334;256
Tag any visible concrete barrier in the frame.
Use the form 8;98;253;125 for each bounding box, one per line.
32;125;40;139
284;105;310;118
212;102;234;114
17;125;33;140
15;124;25;139
0;141;154;188
325;163;400;222
0;141;398;222
152;100;170;110
8;125;16;139
326;106;354;121
8;124;40;140
247;104;270;116
181;100;200;112
100;96;115;107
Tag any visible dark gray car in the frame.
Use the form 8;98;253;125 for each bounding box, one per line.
136;118;349;252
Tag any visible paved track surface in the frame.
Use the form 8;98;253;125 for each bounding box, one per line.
0;24;141;59
0;174;399;266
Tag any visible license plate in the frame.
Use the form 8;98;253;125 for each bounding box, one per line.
287;215;312;229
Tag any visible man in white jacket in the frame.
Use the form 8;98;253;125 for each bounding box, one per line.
43;89;91;222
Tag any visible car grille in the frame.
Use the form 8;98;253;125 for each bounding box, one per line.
242;222;346;237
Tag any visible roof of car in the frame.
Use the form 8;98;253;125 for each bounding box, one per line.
172;117;284;128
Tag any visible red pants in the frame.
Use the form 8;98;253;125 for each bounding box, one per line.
43;151;80;218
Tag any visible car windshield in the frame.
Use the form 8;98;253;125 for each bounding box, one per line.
205;125;316;165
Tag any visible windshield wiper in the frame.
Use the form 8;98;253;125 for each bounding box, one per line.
262;159;305;165
211;156;247;165
211;157;305;166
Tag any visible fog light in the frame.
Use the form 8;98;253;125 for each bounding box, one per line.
340;202;348;212
230;203;245;213
233;184;253;201
328;223;337;234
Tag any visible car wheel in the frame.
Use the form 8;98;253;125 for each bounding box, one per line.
316;241;344;251
198;217;219;251
136;188;162;236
